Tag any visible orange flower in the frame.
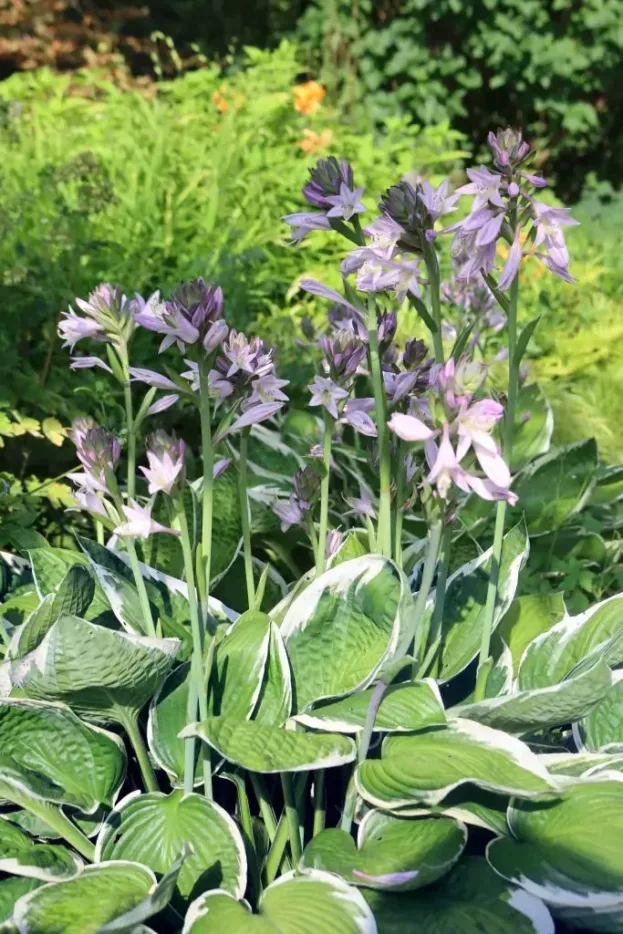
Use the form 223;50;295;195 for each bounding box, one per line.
297;128;333;155
294;80;326;116
212;87;229;113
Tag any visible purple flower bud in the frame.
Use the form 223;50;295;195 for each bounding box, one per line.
508;181;520;198
379;180;429;253
303;156;355;208
488;127;530;170
294;466;321;506
163;279;226;353
326;528;344;560
377;311;397;355
73;426;120;491
319;330;366;383
403;339;428;371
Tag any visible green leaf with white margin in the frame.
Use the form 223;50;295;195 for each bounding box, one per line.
208;611;271;719
496;593;566;676
452;657;612;734
181;717;356;773
96;790;246;901
0;818;81;882
511;383;554;472
0;698;126;811
328;531;369;567
425;521;528;683
77;540;147;635
487;777;623;932
13;852;186;934
365;856;554;934
518;593;623;690
148;662;197;788
539;751;623;779
574;669;623;752
0;877;41;926
280;555;413;712
8;595;57;661
182;870;376;934
509;438;598;534
356;718;559;808
29;547;111;622
252;622;292;726
11;615;179;726
391;786;510;836
7;807;108;840
293;681;445;734
301;811;466;890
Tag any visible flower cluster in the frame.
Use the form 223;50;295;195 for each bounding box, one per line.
388;357;516;505
134;279;227;354
283;156;365;242
59;283;134;373
448;127;579;288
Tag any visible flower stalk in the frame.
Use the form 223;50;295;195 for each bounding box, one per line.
238;428;256;609
315;413;333;575
366;299;392;558
198;361;214;612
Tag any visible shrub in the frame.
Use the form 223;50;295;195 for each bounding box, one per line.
297;0;623;198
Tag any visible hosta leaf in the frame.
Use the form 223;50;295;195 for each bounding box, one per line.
29;548;111;622
13;854;184;934
11;615;179;725
391;785;510;836
510;438;598;534
0;877;41;926
148;662;196;788
497;593;566;676
183;870;376;933
208;611;271;719
181;717;356;773
427;521;528;683
301;811;466;890
293;681;445;734
0;818;81;881
252;622;292;726
365;856;554;933
510;383;554;472
356;719;558;808
280;556;412;712
452;657;612;733
575;670;623;752
487;778;623;931
329;531;369;567
0;698;126;811
540;751;623;779
97;791;246;901
518;593;623;690
204;470;243;585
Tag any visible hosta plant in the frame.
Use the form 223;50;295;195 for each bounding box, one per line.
0;127;622;934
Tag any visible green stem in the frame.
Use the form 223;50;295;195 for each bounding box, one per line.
312;770;326;837
423;242;445;365
315;414;333;575
26;801;95;861
120;711;159;793
126;540;156;637
394;443;405;567
177;497;212;798
340;680;389;834
265;812;291;884
236;775;261;899
95;520;104;546
411;520;444;676
367;300;391;557
198;362;214;611
122;374;136;500
238;429;255;609
281;773;302;866
249;773;278;842
424;523;451;678
474;261;520;702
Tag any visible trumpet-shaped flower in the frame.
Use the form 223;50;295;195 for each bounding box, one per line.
308;375;349;419
140;431;185;495
115;499;180;539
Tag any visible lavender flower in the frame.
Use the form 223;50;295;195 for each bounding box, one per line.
303;157;355;208
319;330;367;383
73;426;120;491
326;528;344;560
345;484;376;520
134;280;228;354
488;127;530;170
60;284;133;357
58;311;105;350
342;398;377;437
388;412;436;443
140;431;185;495
454;166;505;210
273;494;307;532
243;374;289;409
272;465;320;532
282;211;332;242
324;183;366;221
309;375;349;419
532;201;580;272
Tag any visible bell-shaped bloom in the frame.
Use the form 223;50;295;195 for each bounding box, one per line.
345;483;376;519
140;431;185;495
69;356;113;373
129;368;180;391
114;499;180;539
243;374;289;409
418;179;460;221
454;166;505;210
324;183;366;221
58;310;105;350
272;494;307;532
282;211;332;242
532;201;579;273
226;401;284;435
308;375;349;420
456;400;511;489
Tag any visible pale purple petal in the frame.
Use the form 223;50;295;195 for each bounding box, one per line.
145;394;179;417
129;368;179;390
70;356;113;373
300;279;361;317
228;402;283;434
498;226;523;291
213;458;231;479
388;413;436;443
